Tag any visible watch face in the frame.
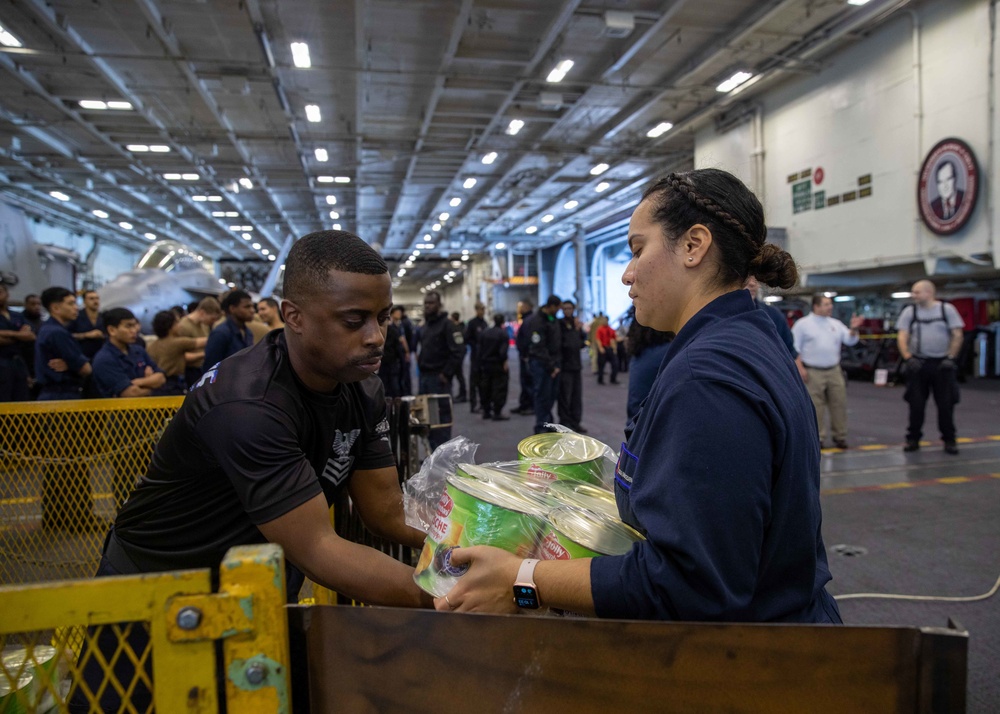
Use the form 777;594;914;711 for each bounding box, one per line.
513;585;539;609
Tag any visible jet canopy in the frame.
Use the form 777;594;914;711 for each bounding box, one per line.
136;240;214;273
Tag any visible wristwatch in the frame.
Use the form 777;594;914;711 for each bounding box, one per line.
513;558;541;609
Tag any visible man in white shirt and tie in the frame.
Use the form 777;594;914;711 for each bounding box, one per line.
792;295;863;449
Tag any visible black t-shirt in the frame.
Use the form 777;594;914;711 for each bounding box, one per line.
115;330;395;572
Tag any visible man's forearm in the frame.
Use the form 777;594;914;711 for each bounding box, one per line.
301;534;432;608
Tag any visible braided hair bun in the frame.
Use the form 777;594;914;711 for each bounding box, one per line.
642;169;798;290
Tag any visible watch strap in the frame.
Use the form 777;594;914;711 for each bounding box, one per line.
515;558;539;586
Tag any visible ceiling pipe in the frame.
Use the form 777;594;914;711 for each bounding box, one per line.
132;0;291;250
0;87;238;258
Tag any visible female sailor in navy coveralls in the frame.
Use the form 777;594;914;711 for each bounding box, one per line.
437;168;842;624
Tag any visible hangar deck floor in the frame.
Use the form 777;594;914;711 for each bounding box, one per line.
445;356;1000;713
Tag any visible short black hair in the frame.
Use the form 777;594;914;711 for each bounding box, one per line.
811;294;830;308
492;313;505;326
221;289;252;313
545;295;561;308
284;230;387;303
562;299;575;308
25;293;39;301
82;289;98;299
936;159;958;182
390;305;403;315
152;310;177;339
260;297;280;310
41;286;74;310
103;307;137;328
450;312;461;321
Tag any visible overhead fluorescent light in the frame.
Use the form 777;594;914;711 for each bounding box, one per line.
207;195;222;201
546;59;575;83
329;210;340;219
595;181;610;192
334;176;350;183
144;232;157;241
506;119;524;135
525;226;538;234
412;250;421;256
332;223;342;230
0;24;23;48
432;223;441;231
49;191;70;201
590;162;609;176
107;101;133;110
317;176;334;183
290;42;311;68
563;199;578;210
423;234;432;241
482;152;498;165
79;100;107;110
268;255;276;261
119;221;133;230
763;295;782;304
461;254;469;261
149;145;171;153
241;226;253;231
229;226;243;231
261;249;270;256
239;177;253;189
494;242;506;250
212;211;226;217
439;212;450;222
646;121;673;138
891;291;912;299
192;195;208;202
252;243;261;250
823;292;838;298
92;209;109;218
463;178;477;189
716;70;753;93
126;144;149;152
225;211;239;217
449;197;462;207
325;195;337;205
541;214;554;223
242;233;252;241
833;295;855;302
847;0;872;5
314;147;328;162
305;104;322;122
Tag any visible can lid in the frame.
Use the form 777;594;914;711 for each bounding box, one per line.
517;433;608;464
547;505;644;555
447;472;548;517
548;481;618;519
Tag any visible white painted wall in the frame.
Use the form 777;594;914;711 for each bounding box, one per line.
695;0;994;283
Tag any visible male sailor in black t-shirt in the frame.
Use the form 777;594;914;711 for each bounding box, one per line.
73;230;431;712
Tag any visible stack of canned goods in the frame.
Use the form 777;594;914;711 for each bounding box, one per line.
413;433;644;598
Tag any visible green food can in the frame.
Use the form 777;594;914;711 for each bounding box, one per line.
536;506;645;560
0;672;32;714
2;645;60;714
517;433;611;487
547;480;620;520
414;472;548;597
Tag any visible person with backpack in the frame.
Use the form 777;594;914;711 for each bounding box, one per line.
896;280;965;454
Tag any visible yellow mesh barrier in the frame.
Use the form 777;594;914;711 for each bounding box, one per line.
0;397;184;585
0;544;290;713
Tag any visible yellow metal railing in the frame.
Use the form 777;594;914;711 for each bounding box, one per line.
0;543;291;713
0;397;184;585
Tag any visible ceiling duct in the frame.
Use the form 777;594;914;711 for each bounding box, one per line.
602;11;635;39
538;92;564;111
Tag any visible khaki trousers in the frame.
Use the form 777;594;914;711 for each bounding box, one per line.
806;366;848;443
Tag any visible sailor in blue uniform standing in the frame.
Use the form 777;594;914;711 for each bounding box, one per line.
436;168;842;625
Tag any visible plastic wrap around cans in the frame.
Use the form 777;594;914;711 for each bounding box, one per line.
516;433;610;487
547;480;620;520
414;472;548;597
456;463;559;508
536;506;645;561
